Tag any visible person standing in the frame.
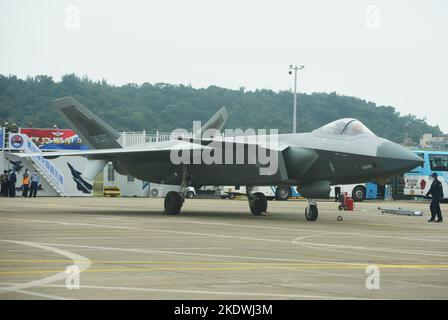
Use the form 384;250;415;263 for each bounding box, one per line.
334;186;341;202
426;172;444;223
4;170;11;197
22;169;30;197
0;170;7;196
8;170;17;197
29;171;40;198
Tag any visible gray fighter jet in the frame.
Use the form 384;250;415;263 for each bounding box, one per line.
12;97;423;221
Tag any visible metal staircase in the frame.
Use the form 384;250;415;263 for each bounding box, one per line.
5;132;68;197
27;156;67;197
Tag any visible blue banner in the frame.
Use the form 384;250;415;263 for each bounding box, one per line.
0;127;4;150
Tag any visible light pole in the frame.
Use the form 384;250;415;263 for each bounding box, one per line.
289;64;305;133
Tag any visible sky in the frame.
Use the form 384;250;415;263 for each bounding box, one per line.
1;0;447;133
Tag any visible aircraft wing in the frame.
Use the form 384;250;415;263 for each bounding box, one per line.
10;140;212;161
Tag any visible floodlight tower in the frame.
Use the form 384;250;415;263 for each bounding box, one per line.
289;64;305;133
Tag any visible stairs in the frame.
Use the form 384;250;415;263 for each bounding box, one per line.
9;133;68;197
27;157;67;197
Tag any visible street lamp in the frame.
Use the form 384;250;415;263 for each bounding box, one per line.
289;64;305;133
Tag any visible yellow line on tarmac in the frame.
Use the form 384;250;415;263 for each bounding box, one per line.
1;263;448;276
2;259;448;269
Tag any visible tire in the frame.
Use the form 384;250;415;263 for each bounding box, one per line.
254;192;268;212
186;191;195;199
228;193;235;200
164;191;183;215
305;205;318;221
275;186;291;201
249;193;267;216
352;186;366;202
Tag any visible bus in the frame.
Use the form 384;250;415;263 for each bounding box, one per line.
403;150;448;200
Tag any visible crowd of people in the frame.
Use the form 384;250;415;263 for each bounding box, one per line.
0;169;40;198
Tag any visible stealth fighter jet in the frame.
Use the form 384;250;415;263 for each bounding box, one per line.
12;97;423;221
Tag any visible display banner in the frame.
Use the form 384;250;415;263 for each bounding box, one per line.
20;128;88;150
0;127;4;150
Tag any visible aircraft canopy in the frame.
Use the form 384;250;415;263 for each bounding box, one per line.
313;118;375;136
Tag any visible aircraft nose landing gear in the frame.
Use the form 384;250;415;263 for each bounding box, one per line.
305;199;318;221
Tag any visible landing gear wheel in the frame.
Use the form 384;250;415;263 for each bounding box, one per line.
249;199;263;216
249;193;267;216
186;191;195;199
305;204;318;221
254;192;268;213
337;215;343;221
275;186;290;201
352;186;366;202
338;205;344;211
164;191;183;215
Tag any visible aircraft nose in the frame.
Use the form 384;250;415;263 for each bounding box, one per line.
376;140;424;173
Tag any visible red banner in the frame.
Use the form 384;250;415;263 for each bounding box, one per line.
20;128;87;150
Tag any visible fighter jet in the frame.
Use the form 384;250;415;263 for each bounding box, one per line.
67;162;93;194
12;97;423;221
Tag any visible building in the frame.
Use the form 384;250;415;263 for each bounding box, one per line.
420;133;448;150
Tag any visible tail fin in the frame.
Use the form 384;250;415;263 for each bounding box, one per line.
54;97;122;149
195;106;228;138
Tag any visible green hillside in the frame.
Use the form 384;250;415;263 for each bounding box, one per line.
0;74;442;144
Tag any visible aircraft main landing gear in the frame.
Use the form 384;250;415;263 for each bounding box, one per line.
305;199;318;221
164;191;183;215
246;186;268;216
164;165;191;215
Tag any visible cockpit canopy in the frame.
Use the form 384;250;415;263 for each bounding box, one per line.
312;118;375;136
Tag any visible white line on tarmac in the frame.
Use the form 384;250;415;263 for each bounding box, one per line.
0;282;364;300
298;241;448;259
0;240;91;300
34;241;360;265
4;215;446;263
4;288;74;300
291;234;429;262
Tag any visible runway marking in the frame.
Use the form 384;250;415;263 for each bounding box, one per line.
297;241;448;258
291;234;434;262
2;214;447;245
2;216;448;262
1;263;448;276
33;241;372;265
3;288;74;300
0;240;91;300
0;217;302;244
5;216;447;256
0;282;364;300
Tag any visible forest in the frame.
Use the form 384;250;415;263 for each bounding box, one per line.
0;74;442;144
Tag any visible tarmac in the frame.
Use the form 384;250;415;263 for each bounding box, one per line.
0;197;447;300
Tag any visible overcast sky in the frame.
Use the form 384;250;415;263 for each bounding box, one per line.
1;0;447;132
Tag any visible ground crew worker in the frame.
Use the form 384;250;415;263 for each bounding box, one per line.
334;186;341;202
426;172;444;223
22;169;30;197
29;171;40;198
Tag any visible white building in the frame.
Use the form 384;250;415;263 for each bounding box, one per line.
420;133;448;149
